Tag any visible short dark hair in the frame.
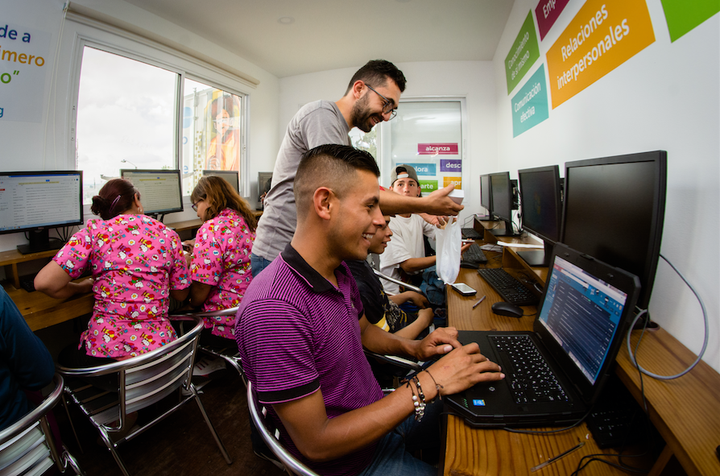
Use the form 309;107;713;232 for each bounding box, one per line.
345;60;406;94
294;144;380;221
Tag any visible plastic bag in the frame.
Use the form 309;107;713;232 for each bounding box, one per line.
435;217;461;285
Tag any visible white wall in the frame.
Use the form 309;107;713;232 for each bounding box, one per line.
493;0;720;371
278;60;498;226
0;0;280;252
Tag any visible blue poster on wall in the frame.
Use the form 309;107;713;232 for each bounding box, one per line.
511;64;549;137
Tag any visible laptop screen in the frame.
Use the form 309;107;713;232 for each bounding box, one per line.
537;255;628;385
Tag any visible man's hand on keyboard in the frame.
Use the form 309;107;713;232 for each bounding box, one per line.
460;242;473;255
426;342;505;397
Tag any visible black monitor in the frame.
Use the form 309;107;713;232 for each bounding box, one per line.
120;169;183;220
479;174;493;220
489;171;520;237
561;150;667;310
517;165;562;267
203;170;239;194
0;170;84;254
258;172;273;209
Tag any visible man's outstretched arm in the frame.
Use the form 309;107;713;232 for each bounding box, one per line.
379;184;463;216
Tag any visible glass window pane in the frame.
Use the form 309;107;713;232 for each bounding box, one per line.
76;47;177;204
389;101;463;195
182;79;243;195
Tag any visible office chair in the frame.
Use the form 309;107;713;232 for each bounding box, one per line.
372;269;423;294
57;315;232;476
246;381;319;476
0;373;84;476
169;307;245;384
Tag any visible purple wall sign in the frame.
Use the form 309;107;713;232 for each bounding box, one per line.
440;159;462;173
535;0;570;40
417;143;459;155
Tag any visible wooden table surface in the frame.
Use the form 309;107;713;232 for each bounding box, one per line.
443;234;720;476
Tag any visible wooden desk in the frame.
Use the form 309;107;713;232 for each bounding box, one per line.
0;248;94;331
444;223;720;476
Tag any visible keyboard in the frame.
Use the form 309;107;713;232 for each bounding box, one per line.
19;274;37;292
491;335;568;405
477;268;539;305
460;243;488;268
586;375;650;448
461;227;483;240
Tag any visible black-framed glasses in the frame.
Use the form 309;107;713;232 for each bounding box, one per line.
366;84;398;119
191;200;202;212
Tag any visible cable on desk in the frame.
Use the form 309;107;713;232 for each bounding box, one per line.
571;451;650;476
626;253;708;380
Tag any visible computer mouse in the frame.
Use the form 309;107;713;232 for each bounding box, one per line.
491;301;524;318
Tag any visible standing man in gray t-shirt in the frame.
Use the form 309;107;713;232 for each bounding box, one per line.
252;60;464;276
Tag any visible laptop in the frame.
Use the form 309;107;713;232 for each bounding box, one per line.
445;243;640;428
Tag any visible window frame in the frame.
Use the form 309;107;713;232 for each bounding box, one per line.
63;19;252;209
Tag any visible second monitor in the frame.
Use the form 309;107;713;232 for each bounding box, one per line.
489;171;520;237
517;165;562;266
203;170;239;194
121;169;183;220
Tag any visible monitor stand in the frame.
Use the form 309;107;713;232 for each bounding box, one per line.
475;214;493;221
489;219;521;237
17;229;64;255
517;241;554;267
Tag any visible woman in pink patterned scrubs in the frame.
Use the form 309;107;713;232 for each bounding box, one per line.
186;175;256;340
35;178;190;361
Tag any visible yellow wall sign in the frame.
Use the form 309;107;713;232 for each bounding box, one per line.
443;176;462;189
546;0;655;109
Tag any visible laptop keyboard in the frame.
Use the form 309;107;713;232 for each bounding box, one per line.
477;268;539;305
491;335;568;405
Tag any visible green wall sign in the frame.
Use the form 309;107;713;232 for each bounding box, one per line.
505;11;541;94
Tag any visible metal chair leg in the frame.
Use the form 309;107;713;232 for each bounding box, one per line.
192;390;233;465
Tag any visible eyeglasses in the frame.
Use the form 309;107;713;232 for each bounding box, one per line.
191;200;202;212
366;84;398;120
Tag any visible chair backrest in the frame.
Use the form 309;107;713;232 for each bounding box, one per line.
246;382;319;476
372;269;423;294
58;316;205;425
0;374;83;476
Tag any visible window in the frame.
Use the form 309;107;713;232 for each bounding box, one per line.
182;79;244;195
74;45;247;203
375;99;465;194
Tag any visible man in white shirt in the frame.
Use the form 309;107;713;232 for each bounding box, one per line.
379;165;440;296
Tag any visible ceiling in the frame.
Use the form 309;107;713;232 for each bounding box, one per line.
124;0;515;78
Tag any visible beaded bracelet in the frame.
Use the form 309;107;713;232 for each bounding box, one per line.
413;375;426;403
405;378;426;421
423;369;444;401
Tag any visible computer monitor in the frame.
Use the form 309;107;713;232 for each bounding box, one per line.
203;170;239;194
479;174;493;220
517;165;562;267
489;171;520;237
561;150;667;310
258;172;273;209
120;169;183;219
0;170;84;254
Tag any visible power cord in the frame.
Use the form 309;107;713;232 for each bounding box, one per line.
626;253;708;380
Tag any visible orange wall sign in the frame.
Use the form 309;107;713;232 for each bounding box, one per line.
546;0;655;109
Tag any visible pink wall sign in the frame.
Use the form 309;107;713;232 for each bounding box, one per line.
417;143;459;155
535;0;570;40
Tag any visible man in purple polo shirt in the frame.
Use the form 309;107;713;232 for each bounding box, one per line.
236;144;504;476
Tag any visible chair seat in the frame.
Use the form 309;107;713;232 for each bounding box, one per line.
0;374;84;476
